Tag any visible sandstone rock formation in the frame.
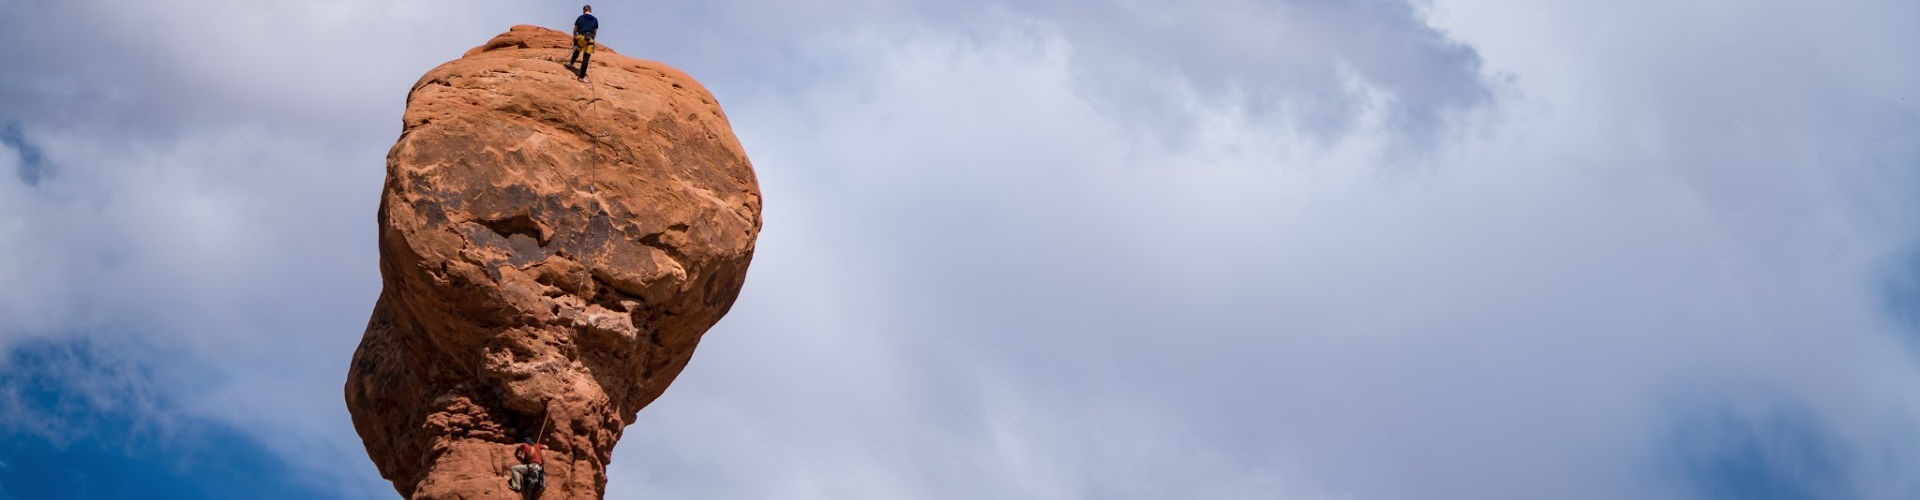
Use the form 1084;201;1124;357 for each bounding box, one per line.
345;25;760;499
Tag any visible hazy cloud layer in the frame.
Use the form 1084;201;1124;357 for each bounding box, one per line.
3;0;1918;499
627;0;1491;148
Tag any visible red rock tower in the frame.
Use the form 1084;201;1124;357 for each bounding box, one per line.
345;25;761;499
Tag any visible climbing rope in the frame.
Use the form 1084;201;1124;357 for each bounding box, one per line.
535;398;551;444
584;72;602;195
577;61;612;295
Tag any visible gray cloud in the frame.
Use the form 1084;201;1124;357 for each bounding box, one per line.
0;0;560;493
1011;0;1492;146
603;1;1920;499
0;123;44;186
621;0;1490;150
2;0;1918;499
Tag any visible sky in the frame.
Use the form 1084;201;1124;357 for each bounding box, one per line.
1;0;1918;498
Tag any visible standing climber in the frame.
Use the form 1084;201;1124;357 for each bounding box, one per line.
509;437;548;498
567;5;599;83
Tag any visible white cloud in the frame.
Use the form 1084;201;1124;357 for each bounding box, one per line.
2;0;1918;499
0;0;558;494
604;1;1920;499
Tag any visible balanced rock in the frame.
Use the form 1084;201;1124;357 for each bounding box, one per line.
345;25;760;499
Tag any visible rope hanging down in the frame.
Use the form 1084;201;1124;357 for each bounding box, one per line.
583;77;607;195
578;72;612;293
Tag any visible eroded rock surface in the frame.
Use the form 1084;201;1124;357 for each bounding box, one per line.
345;25;760;499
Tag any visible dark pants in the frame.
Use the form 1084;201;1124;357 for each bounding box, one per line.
568;50;591;78
569;35;594;79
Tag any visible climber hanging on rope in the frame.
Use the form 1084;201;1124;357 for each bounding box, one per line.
566;5;599;83
509;400;551;499
509;436;548;498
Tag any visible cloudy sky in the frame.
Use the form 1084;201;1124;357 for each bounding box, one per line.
3;0;1919;498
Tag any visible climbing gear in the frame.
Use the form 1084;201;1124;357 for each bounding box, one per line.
522;464;546;500
511;400;553;498
569;31;594;80
572;35;595;56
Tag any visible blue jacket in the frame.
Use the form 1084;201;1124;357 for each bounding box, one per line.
574;14;599;37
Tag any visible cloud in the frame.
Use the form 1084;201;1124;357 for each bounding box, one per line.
1008;0;1491;147
2;0;1918;499
0;123;44;186
0;0;560;493
603;1;1920;499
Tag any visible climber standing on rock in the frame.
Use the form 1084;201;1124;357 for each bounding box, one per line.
509;437;548;498
567;5;599;83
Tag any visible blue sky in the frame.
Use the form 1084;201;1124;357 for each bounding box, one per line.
2;0;1919;498
0;339;330;499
